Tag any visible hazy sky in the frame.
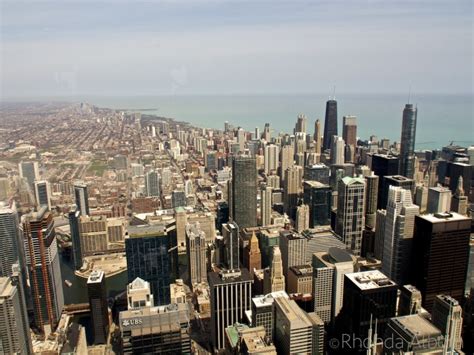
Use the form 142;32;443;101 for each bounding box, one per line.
1;0;472;97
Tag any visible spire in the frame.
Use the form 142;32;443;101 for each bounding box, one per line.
249;231;259;250
456;176;465;196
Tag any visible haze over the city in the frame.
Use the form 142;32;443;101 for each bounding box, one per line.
1;0;472;98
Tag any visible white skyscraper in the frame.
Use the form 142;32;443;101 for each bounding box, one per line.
330;136;345;165
381;186;419;284
260;186;272;226
427;186;452;214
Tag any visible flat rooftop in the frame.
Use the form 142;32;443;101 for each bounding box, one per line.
346;270;396;290
420;212;469;224
390;314;442;339
252;291;289;308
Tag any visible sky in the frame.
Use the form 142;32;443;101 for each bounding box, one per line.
1;0;472;98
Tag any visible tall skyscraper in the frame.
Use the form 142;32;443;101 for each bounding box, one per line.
19;161;39;188
279;231;307;278
251;291;289;343
381;186;419;285
126;225;177;306
342;115;357;147
364;173;379;230
264;246;285;293
274;297;314;354
427;186;452;213
314;119;322;154
431;295;463;352
398;284;422;316
322;99;338;151
231;156;257;228
280;144;294;184
379;175;415;209
22;207;64;334
337;270;398;345
303;181;332;227
74;182;90;216
243;232;261;273
87;270;109;344
0;204;23;278
335;176;366;256
34;180;51;210
144;170;160;197
399;103;417;178
411;212;470;311
451;176;468;215
330;136;345;165
209;269;253;350
222;222;240;270
0;276;32;354
263;123;271;142
283;165;303;218
304;163;330;184
295;204;310;232
68;209;83;270
260;185;272;226
264;144;279;174
186;222;207;286
295;113;307;134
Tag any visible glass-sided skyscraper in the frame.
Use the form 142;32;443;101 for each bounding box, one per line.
125;224;177;306
231;155;257;228
322;99;338;151
399;103;417;178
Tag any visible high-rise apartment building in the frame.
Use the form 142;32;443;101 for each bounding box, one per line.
335;176;366;256
399;103;417;178
186;222;207;286
231;156;257;228
295;113;307;134
411;212;470;311
22;207;64;334
144;170;160;197
364;173;379;230
280;145;294;184
87;270;109;344
264;144;279;174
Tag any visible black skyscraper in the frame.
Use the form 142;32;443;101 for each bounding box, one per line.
323;99;338;151
399;104;417;178
231;156;257;228
87;270;109;344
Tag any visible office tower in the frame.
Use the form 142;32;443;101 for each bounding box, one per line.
303;181;331;227
374;210;387;259
283;165;303;218
385;314;444;354
126;225;177;306
295;113;307;134
222;222;240;270
144;170;160;197
87;270;109;344
287;265;313;294
171;190;186;208
68;210;82;270
216;201;229;232
427;186;452;213
263;123;271;141
312;248;356;322
411;212;470;311
0;205;23;278
370;154;399;194
260;186;272;226
19;161;39;188
314;119;322;154
265;246;285;293
22;207;64;334
184;178;193;197
431;295;463;351
379;175;415;209
381;186;419;285
231;156;257;228
342;115;357;147
209;269;253;350
279;231;307;278
0;177;9;200
264;144;279;175
398;284;422;316
304;163;330;184
0;276;32;354
307;312;325;355
446;161;472;200
399;103;417;178
127;277;154;309
338;270;398;343
274;297;313;354
330;136;345;165
335;177;366;256
451;176;468;215
295;204;310;232
254;126;260;140
322;99;338;151
74;182;90;216
186;222;207;286
34;180;51;210
251;291;289;342
205;150;218;171
364;173;379;229
280;144;294;184
120;302;191;354
243;231;261;273
237;127;246;152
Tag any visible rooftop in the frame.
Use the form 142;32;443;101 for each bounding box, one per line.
420;212;470;223
252;291;289;308
87;269;104;284
390;314;442;339
346;270;396;290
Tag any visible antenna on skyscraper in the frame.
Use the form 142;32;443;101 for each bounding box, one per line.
333;85;336;100
408;85;411;104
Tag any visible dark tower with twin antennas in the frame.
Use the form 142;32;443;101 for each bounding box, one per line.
323;86;338;151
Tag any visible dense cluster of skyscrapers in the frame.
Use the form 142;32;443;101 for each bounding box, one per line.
0;97;473;354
